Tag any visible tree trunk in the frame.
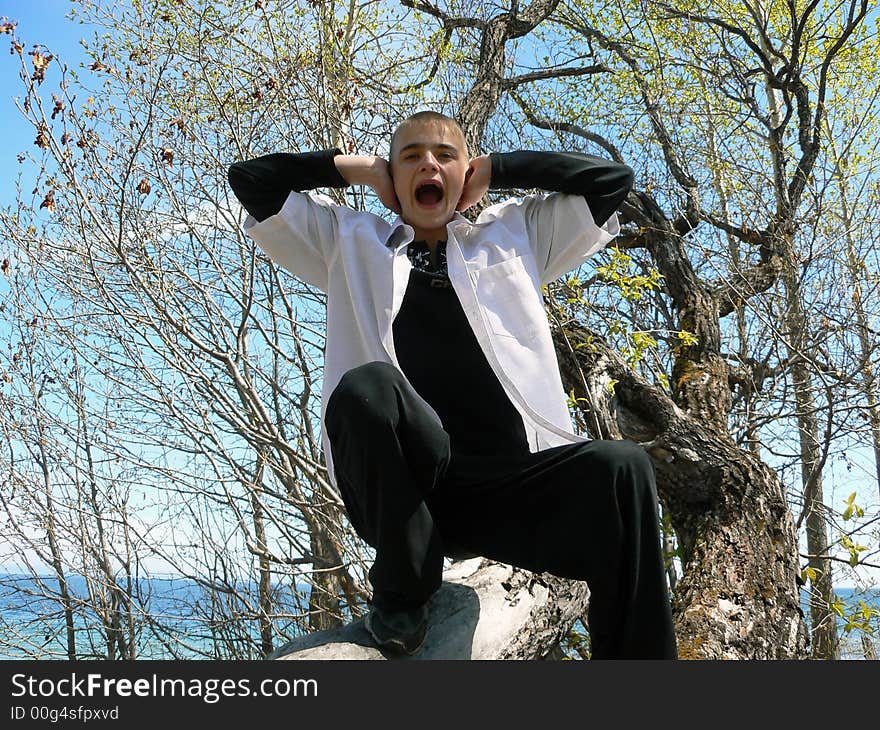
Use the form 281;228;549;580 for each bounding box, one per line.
788;354;838;659
778;234;838;658
300;0;363;631
758;4;837;655
306;524;348;631
553;321;809;658
250;458;275;656
834;145;880;499
452;0;807;658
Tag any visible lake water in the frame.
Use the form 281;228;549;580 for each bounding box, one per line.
1;574;877;659
0;573;312;660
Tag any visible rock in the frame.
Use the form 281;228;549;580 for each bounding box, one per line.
271;558;590;660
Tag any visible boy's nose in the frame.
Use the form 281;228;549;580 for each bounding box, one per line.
419;153;439;170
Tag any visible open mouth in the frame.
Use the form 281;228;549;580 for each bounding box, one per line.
415;181;444;207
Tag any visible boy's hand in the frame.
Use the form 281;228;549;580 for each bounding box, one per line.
365;157;401;214
456;155;491;212
334;154;401;213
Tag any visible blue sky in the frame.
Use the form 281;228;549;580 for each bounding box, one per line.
0;0;92;206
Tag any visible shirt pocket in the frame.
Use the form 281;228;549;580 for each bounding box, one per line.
474;255;543;343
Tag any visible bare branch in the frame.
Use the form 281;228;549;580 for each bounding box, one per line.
399;0;487;29
502;63;610;88
508;89;625;162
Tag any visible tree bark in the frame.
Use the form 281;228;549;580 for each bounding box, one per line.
250;457;275;656
782;273;838;659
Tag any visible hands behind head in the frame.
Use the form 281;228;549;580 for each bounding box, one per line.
335;155;402;213
456;154;491;213
370;157;402;214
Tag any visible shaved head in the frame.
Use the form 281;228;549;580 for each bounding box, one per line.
390;111;469;160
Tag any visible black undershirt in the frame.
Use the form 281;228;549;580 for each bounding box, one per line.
393;240;529;457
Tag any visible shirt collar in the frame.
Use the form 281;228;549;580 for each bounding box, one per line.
384;212;472;249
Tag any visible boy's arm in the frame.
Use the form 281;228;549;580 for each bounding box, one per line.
228;150;399;222
227;150;400;291
488;151;634;228
228;149;348;222
463;150;634;283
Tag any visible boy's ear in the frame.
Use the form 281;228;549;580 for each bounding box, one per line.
464;165;474;183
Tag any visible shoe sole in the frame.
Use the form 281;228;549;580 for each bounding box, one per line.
365;612;427;656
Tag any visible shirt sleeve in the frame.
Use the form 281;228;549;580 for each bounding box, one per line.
227;149;350;291
228;149;349;221
486;151;634;284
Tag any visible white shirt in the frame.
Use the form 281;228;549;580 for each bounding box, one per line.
244;189;619;489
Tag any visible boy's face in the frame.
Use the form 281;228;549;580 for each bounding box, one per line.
390;120;470;240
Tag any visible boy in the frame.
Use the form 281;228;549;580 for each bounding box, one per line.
228;111;677;659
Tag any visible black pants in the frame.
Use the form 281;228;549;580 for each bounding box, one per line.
325;362;677;659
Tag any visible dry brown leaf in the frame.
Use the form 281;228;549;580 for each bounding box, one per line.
31;50;52;84
34;127;50;148
39;189;56;213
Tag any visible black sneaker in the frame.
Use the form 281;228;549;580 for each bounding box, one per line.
365;602;429;656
